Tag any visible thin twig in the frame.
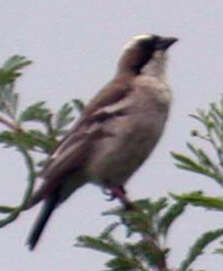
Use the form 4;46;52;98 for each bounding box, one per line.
0;147;36;227
0;114;24;132
119;198;169;271
142;233;168;271
18;147;36;209
0;114;54;154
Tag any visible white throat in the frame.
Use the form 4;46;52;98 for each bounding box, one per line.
141;51;168;81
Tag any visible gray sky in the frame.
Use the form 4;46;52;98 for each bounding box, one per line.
0;1;223;270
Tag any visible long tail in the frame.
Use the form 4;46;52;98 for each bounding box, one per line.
27;191;59;250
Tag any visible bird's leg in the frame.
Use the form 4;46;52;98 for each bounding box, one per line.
103;185;133;210
103;185;126;200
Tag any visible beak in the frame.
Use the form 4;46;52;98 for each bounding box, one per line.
156;37;178;50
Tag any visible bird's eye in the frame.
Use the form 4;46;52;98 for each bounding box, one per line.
138;38;157;50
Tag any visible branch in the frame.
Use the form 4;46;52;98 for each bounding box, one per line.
0;147;36;227
141;233;168;271
0;114;24;132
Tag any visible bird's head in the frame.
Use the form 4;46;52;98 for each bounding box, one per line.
118;34;178;75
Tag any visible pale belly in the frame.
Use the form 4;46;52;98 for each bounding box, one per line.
85;109;168;187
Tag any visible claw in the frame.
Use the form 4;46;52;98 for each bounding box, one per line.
102;185;133;209
102;187;116;201
107;195;116;201
102;187;111;196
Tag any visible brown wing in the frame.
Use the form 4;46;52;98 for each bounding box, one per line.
29;76;133;204
83;75;132;116
29;74;135;207
37;76;131;180
43;75;133;178
53;74;133;148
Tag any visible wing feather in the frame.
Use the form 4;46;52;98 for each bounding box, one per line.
30;77;133;205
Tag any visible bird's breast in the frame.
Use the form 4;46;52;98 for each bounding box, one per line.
133;75;172;109
85;88;170;186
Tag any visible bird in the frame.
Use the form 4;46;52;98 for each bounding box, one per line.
26;33;178;250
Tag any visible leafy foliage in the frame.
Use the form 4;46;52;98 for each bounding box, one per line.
77;198;185;271
0;130;39;149
0;55;32;85
172;99;223;188
55;102;75;132
77;236;128;258
214;241;223;255
19;102;51;124
73;99;85;113
0;56;32;119
171;98;223;270
158;200;187;236
0;56;80;227
0;84;18;119
103;198;169;238
171;191;223;211
180;229;223;271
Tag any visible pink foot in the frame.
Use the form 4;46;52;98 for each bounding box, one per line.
103;186;133;210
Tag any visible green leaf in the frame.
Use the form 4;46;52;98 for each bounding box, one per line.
103;198;168;238
0;131;37;149
103;206;129;217
171;192;223;211
106;257;139;270
197;149;218;169
189;113;204;124
0;70;17;85
171;152;206;173
0;56;32;85
0;56;31;119
104;198;167;217
180;229;223;271
19;102;51;124
2;55;32;73
28;129;57;152
158;201;187;236
55;102;75;130
0;129;56;152
124;211;154;235
73;99;85;112
0;84;18;119
214;241;223;255
76;236;127;258
210;102;223;120
99;222;120;239
186;143;216;168
214;248;223;255
150;197;168;214
136;241;167;268
171;151;223;185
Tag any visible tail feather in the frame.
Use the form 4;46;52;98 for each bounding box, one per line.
27;192;59;250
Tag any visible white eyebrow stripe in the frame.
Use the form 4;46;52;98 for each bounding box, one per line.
133;34;153;40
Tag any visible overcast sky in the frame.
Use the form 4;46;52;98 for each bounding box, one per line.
0;1;223;270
